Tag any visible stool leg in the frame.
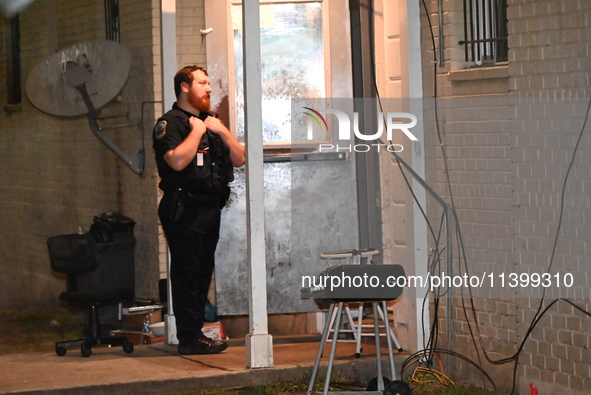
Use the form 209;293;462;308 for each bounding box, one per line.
326;304;338;343
307;303;335;395
381;300;397;380
344;305;357;339
323;302;344;395
89;304;100;338
377;304;403;351
356;304;363;356
373;302;385;392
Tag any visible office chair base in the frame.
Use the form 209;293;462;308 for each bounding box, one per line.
55;335;134;357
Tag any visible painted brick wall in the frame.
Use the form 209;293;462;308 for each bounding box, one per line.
0;0;161;309
508;1;591;392
116;0;163;302
420;0;591;392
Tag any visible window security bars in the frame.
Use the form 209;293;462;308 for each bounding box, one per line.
460;0;508;65
105;0;120;42
7;16;22;104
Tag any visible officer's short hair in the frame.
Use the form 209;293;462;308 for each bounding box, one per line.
174;65;209;98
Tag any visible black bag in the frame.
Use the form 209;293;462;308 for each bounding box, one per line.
89;211;136;243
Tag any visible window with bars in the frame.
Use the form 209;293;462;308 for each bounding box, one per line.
105;0;120;42
460;0;508;65
6;16;22;106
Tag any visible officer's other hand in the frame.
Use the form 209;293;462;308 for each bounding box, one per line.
203;116;227;135
189;116;206;136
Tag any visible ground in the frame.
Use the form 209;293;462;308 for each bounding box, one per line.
1;308;505;395
0;308;80;354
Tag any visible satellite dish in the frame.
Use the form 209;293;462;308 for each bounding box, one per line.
26;40;144;175
26;40;130;117
0;0;37;17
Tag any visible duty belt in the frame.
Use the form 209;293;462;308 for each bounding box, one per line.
165;188;221;204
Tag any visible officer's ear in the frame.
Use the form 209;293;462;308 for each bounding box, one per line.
180;81;191;93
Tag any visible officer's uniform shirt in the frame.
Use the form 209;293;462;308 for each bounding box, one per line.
153;103;233;197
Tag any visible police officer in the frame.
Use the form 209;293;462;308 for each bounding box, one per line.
153;65;245;355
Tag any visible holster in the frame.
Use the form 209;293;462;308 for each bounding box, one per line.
169;188;187;224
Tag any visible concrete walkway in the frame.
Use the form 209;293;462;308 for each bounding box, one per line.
1;336;409;394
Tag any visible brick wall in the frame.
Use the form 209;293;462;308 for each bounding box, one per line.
420;0;590;392
117;0;162;301
0;0;161;309
509;1;591;392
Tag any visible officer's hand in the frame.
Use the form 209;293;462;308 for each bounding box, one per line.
189;116;206;136
203;116;228;136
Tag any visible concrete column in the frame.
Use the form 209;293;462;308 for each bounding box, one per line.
242;0;273;368
161;0;177;114
160;0;178;346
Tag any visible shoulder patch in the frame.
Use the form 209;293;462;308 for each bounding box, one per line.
154;120;167;140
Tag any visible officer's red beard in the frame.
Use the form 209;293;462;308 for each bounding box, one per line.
187;90;211;113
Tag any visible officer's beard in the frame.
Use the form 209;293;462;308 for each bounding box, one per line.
188;92;211;113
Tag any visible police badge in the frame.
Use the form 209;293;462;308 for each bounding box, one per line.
154;120;167;139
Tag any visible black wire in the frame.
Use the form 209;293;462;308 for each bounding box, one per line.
422;0;488;369
419;0;487;372
367;0;449;366
138;100;162;177
367;0;486;384
140;100;162;137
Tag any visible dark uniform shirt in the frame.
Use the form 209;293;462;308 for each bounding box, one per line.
153;103;234;197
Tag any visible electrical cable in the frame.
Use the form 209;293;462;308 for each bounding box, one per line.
140;100;162;139
412;0;489;379
352;0;469;385
364;0;488;386
418;0;489;372
401;348;497;392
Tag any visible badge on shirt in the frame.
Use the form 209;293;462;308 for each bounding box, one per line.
154;120;167;139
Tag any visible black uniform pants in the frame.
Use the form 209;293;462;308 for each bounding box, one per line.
159;190;221;344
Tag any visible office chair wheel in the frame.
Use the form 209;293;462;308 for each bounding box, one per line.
366;376;391;391
123;341;134;354
55;346;67;357
355;352;361;358
383;380;412;395
81;342;92;357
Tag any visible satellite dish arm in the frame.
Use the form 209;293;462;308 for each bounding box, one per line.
75;84;145;175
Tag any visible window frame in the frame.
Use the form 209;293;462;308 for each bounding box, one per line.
205;0;351;152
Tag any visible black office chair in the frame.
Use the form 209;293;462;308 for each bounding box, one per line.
48;233;134;357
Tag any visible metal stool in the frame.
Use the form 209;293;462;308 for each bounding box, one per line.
321;250;403;357
307;299;411;394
